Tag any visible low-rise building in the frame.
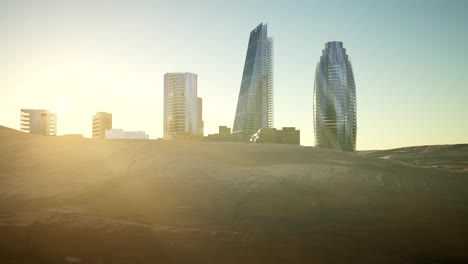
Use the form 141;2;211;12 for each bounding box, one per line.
105;129;149;140
250;127;300;145
92;112;112;139
205;126;243;142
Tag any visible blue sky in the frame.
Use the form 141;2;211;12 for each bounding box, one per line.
0;0;466;149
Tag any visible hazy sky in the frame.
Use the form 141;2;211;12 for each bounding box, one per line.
0;0;466;150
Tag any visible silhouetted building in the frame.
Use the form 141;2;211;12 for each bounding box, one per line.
105;129;149;139
20;109;56;136
92;112;112;139
219;126;231;135
233;23;274;138
250;127;300;145
314;41;357;151
205;126;243;142
164;72;203;139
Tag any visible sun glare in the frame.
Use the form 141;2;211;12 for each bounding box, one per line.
53;96;71;114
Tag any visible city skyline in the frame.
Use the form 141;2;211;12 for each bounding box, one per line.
0;1;466;150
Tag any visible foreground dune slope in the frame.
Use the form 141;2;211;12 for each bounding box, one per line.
1;126;467;263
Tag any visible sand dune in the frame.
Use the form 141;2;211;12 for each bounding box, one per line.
363;144;468;174
1;125;468;263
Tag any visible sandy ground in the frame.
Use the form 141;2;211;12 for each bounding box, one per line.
1;125;468;263
362;144;468;174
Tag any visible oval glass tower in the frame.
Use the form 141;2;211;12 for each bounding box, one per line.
314;41;357;151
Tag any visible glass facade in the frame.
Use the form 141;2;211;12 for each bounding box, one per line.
233;23;273;137
314;41;357;151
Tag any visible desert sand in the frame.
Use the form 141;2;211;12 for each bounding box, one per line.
0;125;467;263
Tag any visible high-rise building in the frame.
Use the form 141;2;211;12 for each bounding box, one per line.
233;23;274;138
164;72;203;139
20;109;57;136
314;41;357;151
92;112;112;139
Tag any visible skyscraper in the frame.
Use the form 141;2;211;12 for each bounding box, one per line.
233;23;274;138
314;41;357;151
20;109;57;136
164;72;203;139
92;112;112;139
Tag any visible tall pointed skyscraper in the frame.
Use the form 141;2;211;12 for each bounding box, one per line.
314;41;357;151
233;23;273;138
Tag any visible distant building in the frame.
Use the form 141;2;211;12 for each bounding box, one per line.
218;126;231;136
92;112;112;139
250;127;300;145
164;72;203;139
170;132;204;141
233;23;274;138
197;97;204;136
314;41;357;151
204;126;243;142
62;134;84;139
20;109;57;136
105;129;149;139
